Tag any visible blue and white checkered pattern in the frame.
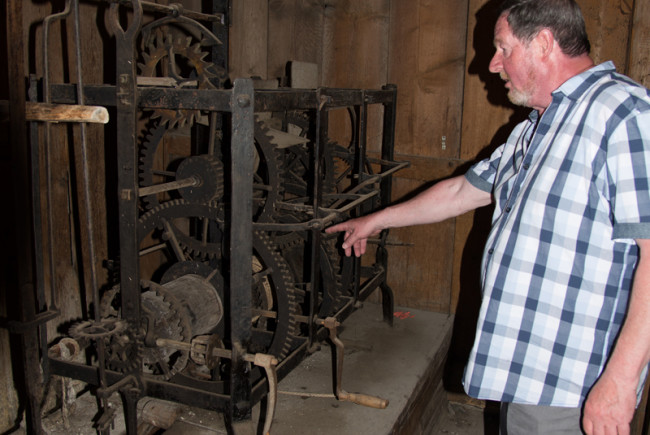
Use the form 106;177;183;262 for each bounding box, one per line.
463;62;650;407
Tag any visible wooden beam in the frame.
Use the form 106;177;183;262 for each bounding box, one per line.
22;102;109;124
626;0;650;87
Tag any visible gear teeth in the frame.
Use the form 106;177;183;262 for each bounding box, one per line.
139;29;219;128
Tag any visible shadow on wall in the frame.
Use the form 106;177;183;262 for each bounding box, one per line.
443;0;529;399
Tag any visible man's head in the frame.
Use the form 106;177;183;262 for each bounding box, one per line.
489;0;593;111
498;0;590;57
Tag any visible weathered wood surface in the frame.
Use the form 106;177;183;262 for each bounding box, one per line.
229;0;269;79
268;0;325;85
580;0;633;69
24;102;109;123
389;0;469;160
627;0;650;87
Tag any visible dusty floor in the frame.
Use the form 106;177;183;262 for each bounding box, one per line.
27;303;498;434
428;400;500;435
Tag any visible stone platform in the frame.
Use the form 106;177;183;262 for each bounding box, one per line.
40;302;454;435
166;302;454;435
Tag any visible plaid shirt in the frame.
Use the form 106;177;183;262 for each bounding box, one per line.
463;62;650;406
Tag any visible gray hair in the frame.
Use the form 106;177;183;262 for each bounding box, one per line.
499;0;590;56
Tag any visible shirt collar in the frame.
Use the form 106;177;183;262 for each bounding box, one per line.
552;61;616;102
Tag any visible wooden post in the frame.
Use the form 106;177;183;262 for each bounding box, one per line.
626;0;650;88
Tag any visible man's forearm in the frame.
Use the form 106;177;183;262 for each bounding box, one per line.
375;174;493;230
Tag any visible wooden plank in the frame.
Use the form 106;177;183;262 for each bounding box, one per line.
2;1;29;430
229;0;269;79
268;0;324;85
322;0;390;88
578;0;632;70
384;177;455;312
322;0;390;153
389;0;469;160
69;1;110;329
24;102;109;123
626;0;650;87
459;0;528;161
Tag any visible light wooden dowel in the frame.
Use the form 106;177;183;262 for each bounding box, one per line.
24;102;109;124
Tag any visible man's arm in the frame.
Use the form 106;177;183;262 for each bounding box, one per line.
583;238;650;435
325;174;492;257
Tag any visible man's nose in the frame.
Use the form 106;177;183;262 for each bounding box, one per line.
489;52;502;73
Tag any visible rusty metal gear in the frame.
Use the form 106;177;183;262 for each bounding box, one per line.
137;124;224;212
138;29;220;128
252;118;283;223
138;117;279;219
138;121;168;210
141;281;192;380
250;230;302;359
99;281;192;380
139;198;224;259
176;154;225;204
68;318;127;341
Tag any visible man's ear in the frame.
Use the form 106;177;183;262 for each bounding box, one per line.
534;28;555;59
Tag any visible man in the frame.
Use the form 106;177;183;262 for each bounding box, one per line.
325;0;650;433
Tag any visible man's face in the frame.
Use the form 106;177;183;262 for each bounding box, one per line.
489;15;538;108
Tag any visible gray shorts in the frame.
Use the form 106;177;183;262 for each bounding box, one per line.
500;402;584;434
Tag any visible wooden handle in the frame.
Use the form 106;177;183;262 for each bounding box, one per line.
25;102;109;124
339;391;389;409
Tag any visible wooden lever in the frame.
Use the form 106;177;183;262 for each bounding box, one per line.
23;102;109;124
338;390;389;409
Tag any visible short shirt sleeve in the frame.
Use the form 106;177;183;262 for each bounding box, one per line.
465;145;505;194
609;107;650;240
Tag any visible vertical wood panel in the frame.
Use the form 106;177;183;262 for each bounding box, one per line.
322;0;390;152
229;0;269;79
626;0;650;87
389;0;469;159
268;0;325;85
322;0;390;88
459;0;526;162
28;2;89;338
384;158;465;311
386;178;455;312
579;0;632;69
72;1;109;328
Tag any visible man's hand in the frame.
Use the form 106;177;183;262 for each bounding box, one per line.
583;239;650;435
325;214;382;257
582;370;636;435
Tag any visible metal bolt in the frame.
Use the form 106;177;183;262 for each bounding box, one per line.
121;189;132;200
236;94;250;108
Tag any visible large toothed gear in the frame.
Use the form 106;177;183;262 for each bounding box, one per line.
138;121;169;210
249;230;302;359
68;318;128;342
138;117;280;218
99;281;192;380
175;154;225;204
137;201;302;360
252;118;284;223
138;29;221;128
141;281;192;380
138;199;224;259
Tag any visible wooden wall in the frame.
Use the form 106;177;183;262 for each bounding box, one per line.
2;0;650;432
229;0;647;316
